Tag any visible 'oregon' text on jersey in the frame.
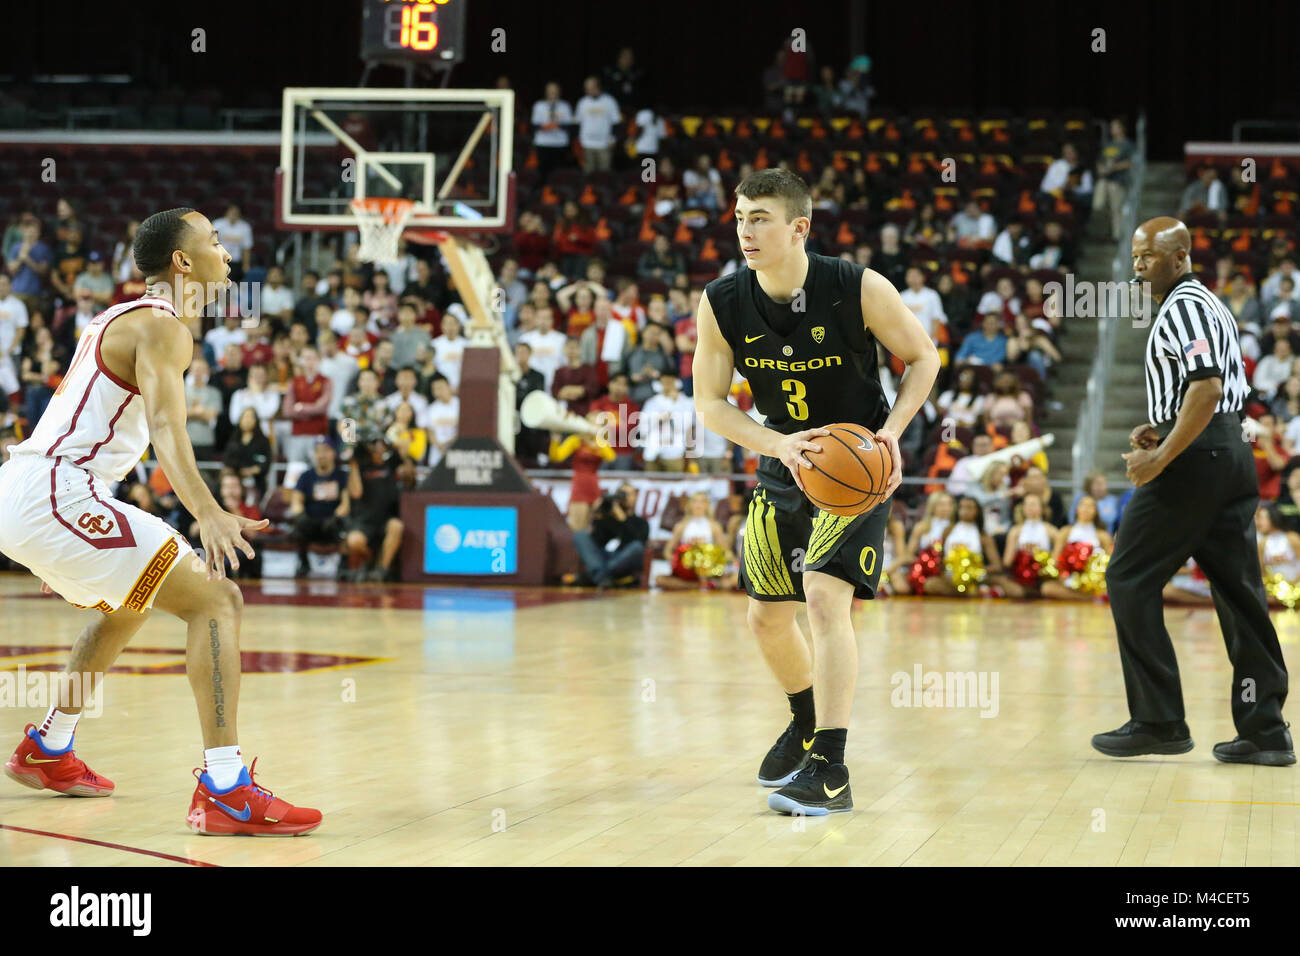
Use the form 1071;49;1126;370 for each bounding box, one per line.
706;253;890;434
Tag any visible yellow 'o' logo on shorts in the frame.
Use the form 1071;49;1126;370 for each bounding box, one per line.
859;546;876;576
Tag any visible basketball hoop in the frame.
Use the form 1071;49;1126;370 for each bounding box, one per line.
349;197;417;264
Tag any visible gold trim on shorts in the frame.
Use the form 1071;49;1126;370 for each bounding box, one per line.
69;600;115;613
123;538;180;612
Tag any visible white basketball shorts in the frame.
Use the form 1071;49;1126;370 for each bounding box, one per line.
0;453;194;613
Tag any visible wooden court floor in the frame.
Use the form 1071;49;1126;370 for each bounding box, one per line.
2;571;1300;867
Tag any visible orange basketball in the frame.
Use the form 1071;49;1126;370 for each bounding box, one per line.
797;423;893;517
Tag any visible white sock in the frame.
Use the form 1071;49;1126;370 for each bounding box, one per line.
37;707;81;751
203;746;245;790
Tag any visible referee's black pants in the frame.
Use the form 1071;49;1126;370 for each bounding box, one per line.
1106;412;1289;739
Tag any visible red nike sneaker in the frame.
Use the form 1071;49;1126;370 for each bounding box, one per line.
3;724;114;797
187;758;322;836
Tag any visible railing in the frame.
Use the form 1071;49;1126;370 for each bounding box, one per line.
1232;119;1300;143
1071;111;1147;490
176;459;1082;505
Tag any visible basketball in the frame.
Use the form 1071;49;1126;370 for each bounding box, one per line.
798;424;893;517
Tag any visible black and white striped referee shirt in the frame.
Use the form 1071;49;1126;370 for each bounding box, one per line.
1143;273;1249;424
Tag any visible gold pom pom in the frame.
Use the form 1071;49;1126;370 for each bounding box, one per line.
682;543;728;578
944;545;986;593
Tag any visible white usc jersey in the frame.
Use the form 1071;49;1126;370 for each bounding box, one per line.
10;296;178;483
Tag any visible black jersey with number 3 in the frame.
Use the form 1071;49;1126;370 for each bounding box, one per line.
706;253;890;436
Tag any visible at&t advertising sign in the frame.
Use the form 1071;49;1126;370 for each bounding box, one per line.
423;506;518;575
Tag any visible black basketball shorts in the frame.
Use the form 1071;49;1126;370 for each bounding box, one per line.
739;456;889;603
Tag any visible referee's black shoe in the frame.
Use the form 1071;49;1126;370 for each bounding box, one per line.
1213;726;1296;766
1091;719;1194;757
757;720;813;787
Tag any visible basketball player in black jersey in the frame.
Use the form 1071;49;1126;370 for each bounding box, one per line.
694;169;939;814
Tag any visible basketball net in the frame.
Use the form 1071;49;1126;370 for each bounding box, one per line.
349;197;416;264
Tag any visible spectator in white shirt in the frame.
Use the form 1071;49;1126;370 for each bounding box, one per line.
531;82;574;181
331;287;363;337
259;265;295;327
228;362;282;437
899;267;948;342
382;367;430;422
633;106;666;159
432;308;468;392
976;276;1022;320
1261;258;1300;308
575;76;622;174
947;199;996;246
422;374;460;467
1269;276;1300;317
1039;143;1083;196
1254;336;1296;400
0;274;28;399
69;291;98;340
991;220;1031;267
936;366;987;429
205;313;248;367
518;307;567;389
317;329;358;421
111;220;139;284
639;372;692;471
211;204;254;281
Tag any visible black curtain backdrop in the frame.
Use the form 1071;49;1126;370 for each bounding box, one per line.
6;0;1298;159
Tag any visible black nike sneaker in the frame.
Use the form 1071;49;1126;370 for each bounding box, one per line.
767;754;852;815
757;720;814;787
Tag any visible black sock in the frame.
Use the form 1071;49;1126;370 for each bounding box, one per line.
812;727;847;765
787;687;815;737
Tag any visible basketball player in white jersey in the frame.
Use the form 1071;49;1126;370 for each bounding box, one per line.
0;208;321;836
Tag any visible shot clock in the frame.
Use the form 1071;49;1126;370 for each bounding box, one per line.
360;0;467;64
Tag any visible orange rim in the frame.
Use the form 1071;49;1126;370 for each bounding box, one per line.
349;197;416;225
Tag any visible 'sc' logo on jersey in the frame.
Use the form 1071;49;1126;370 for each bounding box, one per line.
811;326;825;344
77;513;115;535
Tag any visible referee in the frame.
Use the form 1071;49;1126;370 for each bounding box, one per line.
1092;216;1294;766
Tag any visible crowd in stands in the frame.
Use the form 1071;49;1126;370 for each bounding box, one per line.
0;46;1162;597
1176;159;1300;529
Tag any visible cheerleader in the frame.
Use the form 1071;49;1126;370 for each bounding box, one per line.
656;492;738;590
888;491;955;595
1257;504;1300;608
999;493;1059;599
1041;494;1113;601
923;496;1007;597
549;412;616;531
876;499;908;596
1163;557;1215;606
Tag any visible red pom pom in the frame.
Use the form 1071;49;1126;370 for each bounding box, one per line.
1059;541;1093;574
908;546;940;594
1012;549;1040;588
670;543;698;581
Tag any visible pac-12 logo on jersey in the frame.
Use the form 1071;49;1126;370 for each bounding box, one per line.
811;326;825;344
77;512;116;536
